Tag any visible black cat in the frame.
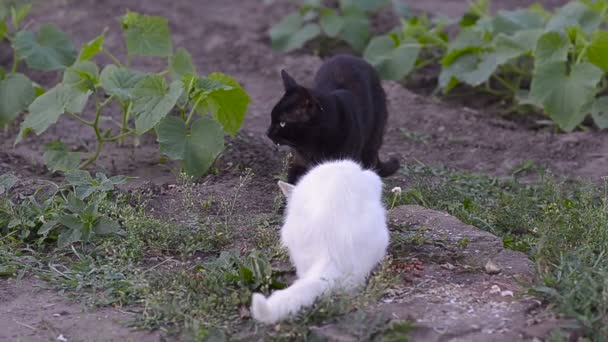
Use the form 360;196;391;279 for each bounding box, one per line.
266;54;399;184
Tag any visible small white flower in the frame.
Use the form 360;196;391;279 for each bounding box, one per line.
391;187;402;196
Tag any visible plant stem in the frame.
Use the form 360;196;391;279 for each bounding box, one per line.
119;102;131;146
575;45;589;65
102;50;122;66
79;94;106;169
11;49;19;74
185;96;204;125
492;74;517;95
105;129;135;142
80;139;104;169
178;104;186;121
67;112;94;126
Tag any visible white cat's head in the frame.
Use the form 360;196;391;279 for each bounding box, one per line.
278;180;295;198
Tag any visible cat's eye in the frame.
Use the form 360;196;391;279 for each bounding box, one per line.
279;122;286;128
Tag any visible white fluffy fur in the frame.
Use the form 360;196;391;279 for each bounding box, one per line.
251;160;389;324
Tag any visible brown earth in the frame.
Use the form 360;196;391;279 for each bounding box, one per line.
0;0;603;341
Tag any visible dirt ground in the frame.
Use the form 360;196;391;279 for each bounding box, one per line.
1;0;604;341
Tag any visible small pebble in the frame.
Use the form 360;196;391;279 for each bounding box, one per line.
484;260;501;275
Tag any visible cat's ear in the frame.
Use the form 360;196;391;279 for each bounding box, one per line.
281;70;298;91
278;180;295;197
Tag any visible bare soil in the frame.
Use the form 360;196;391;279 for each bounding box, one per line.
0;0;604;341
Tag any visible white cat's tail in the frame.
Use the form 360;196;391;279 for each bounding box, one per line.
251;276;331;324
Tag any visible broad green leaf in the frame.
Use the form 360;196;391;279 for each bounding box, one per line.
534;31;570;64
363;35;420;80
546;2;601;35
342;0;390;12
493;29;543;65
100;64;145;101
442;28;485;66
57;215;84;247
278;24;320;52
591;96;608;129
156;116;224;178
120;11;172;57
169;48;196;81
185;118;224;178
66;192;86;213
11;3;31;29
341;7;369;52
393;1;412;19
0;22;7;40
439;52;497;89
240;265;254;283
586;31;608;72
319;8;343;38
491;9;546;35
530;61;601;132
13;24;77;71
132;75;183;134
66;169;93;186
93;217;121;235
37;220;58;236
200;73;250;136
78;33;104;61
303;0;321;6
269;11;322;52
0;73;36;126
0;173;18;195
460;0;489;27
63;60;99;92
16;84;90;144
66;170;128;200
270;12;302;48
43;140;81;173
156;116;186;160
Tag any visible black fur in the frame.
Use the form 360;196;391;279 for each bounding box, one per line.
267;54;399;184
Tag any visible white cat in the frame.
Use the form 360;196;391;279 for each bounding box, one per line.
251;159;390;324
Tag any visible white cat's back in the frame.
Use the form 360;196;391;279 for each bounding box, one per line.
281;160;389;281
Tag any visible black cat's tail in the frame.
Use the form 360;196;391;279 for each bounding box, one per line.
376;157;400;177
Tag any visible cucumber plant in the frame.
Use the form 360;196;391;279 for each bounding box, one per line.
269;0;393;53
0;1;39;129
439;0;608;132
12;11;250;178
273;0;608;132
363;15;448;81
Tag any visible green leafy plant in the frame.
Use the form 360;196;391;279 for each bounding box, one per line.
436;0;608;131
272;0;608;131
364;15;448;80
0;1;39;128
270;0;394;53
11;11;250;178
0;171;127;247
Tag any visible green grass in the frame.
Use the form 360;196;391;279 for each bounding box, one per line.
389;164;608;339
0;176;402;340
2;164;607;340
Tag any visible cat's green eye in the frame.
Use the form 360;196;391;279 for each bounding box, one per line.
280;122;286;128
